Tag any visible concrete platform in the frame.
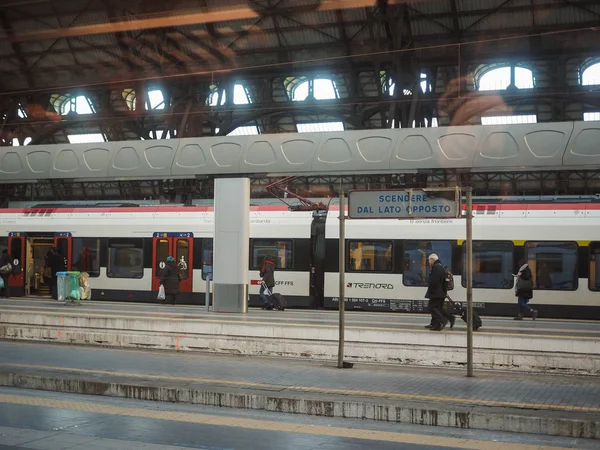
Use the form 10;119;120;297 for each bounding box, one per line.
1;298;599;375
0;341;598;440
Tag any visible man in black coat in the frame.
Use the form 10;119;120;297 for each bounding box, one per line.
0;249;12;298
46;248;67;300
424;253;455;331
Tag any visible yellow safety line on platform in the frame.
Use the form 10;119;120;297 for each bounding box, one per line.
0;308;598;340
1;363;598;413
0;393;580;450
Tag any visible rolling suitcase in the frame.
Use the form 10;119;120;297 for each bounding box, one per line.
262;282;286;311
446;295;482;331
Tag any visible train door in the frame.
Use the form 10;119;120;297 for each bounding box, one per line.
8;233;25;296
152;233;194;293
25;236;53;296
54;233;72;270
310;212;327;308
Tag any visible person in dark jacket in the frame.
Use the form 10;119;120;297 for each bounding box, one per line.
160;256;180;305
0;249;12;298
515;259;537;320
46;247;67;300
424;253;455;331
259;254;276;310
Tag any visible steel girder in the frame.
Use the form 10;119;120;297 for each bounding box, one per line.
2;169;599;204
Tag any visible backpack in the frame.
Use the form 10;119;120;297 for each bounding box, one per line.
0;262;12;275
443;266;454;291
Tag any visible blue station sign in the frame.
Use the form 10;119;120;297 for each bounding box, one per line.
348;189;460;219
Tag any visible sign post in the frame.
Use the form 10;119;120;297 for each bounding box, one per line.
337;191;346;369
348;187;474;376
465;187;474;377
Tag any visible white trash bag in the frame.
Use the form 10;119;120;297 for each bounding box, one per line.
157;284;166;301
79;272;91;300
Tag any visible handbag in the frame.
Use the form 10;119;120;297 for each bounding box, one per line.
517;277;533;291
157;284;166;301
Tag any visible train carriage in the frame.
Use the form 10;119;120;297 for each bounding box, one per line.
0;201;599;319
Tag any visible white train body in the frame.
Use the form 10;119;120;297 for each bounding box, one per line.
1;202;598;318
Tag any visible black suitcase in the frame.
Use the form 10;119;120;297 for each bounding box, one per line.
262;282;286;311
447;296;482;331
270;293;286;311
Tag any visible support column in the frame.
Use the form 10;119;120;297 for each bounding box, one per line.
213;178;250;313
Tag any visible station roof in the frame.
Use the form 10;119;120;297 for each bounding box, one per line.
1;0;599;93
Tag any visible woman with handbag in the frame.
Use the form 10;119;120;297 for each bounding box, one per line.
159;256;181;305
514;259;538;320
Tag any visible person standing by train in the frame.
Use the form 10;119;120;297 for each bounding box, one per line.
46;247;67;300
159;256;180;305
514;259;537;320
259;254;276;310
0;249;12;298
424;253;455;331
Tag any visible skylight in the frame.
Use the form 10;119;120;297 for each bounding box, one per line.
297;122;344;133
478;67;534;91
208;84;252;106
387;73;428;96
582;63;600;86
292;79;339;101
584;112;600;121
67;133;106;144
227;126;260;136
12;137;31;146
147;90;166;110
481;115;537;125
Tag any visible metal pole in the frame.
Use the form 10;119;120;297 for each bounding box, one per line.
466;187;474;377
205;276;211;311
337;191;346;369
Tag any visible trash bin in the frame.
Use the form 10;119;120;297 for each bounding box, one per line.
57;271;81;302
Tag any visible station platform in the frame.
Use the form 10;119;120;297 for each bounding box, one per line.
0;340;598;440
1;297;599;375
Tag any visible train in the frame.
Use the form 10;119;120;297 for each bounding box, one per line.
0;201;598;319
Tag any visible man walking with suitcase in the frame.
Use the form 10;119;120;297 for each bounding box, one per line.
259;255;276;310
425;253;455;331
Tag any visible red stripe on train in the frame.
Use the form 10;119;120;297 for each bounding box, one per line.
1;203;600;214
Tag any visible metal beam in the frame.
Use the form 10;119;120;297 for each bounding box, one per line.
5;0;401;43
0;11;35;88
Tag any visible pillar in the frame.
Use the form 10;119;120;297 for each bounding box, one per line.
213;177;250;313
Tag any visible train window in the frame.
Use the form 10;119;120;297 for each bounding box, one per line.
589;243;600;291
462;241;514;289
72;238;100;277
251;239;293;270
525;241;578;291
347;241;393;272
175;239;190;280
403;240;452;287
10;238;22;264
56;238;69;262
155;239;169;274
0;237;7;256
201;238;213;280
107;238;144;278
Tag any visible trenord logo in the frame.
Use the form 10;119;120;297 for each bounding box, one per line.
347;283;394;290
